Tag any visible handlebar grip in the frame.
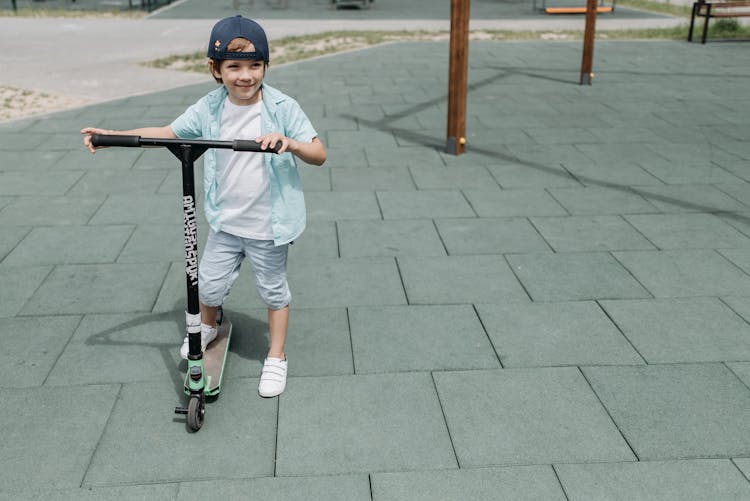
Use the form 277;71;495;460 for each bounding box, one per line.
232;139;281;153
91;134;142;148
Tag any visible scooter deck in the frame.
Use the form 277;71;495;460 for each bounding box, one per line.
184;320;232;397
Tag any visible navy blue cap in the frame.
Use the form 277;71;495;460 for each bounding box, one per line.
207;15;269;62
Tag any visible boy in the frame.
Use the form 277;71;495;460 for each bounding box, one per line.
81;15;326;398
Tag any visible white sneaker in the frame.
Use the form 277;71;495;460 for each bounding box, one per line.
258;357;287;397
179;324;217;360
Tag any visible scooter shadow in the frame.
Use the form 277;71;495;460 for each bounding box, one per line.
84;301;269;400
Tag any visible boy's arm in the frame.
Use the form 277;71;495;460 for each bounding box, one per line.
257;134;327;166
288;137;326;166
80;125;176;154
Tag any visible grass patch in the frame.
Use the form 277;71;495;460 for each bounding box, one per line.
0;8;144;18
618;0;692;17
142;21;750;74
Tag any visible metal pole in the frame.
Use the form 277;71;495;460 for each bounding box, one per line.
580;0;598;85
446;0;470;155
12;0;17;12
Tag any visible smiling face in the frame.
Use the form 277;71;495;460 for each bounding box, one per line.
209;38;267;105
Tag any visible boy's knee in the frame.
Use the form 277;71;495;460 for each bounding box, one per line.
256;274;291;310
198;278;227;306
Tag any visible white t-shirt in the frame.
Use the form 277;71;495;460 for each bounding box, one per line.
216;99;273;240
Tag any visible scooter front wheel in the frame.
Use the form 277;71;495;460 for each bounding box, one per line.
187;395;205;431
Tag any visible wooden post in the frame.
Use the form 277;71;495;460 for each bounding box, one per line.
446;0;470;155
580;0;598;85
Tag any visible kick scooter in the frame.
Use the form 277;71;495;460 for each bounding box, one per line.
91;134;278;431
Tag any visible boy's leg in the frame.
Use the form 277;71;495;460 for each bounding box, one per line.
244;239;290;397
180;230;243;359
268;306;289;360
201;303;220;327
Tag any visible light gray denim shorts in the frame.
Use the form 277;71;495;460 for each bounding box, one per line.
198;229;290;310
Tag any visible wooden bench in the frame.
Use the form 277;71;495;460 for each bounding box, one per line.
689;0;750;43
533;0;616;14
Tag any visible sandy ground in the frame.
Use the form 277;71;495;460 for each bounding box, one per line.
0;86;93;122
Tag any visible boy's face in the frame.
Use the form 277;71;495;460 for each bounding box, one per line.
212;46;266;105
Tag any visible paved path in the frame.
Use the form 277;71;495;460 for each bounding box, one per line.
2;2;750;500
0;0;683;103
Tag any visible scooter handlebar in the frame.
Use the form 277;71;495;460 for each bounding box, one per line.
233;139;281;153
90;134;280;153
90;134;142;148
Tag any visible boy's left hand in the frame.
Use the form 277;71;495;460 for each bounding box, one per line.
256;133;291;154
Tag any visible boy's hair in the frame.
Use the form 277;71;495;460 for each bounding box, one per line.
208;38;267;84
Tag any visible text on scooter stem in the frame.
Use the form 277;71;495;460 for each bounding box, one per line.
183;195;198;287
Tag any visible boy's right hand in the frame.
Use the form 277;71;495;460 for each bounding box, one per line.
80;127;109;154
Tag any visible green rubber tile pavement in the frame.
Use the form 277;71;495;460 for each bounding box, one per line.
562;161;663;187
0;196;105;226
717;248;750;275
222;307;355;378
639;162;744;186
331;166;415;191
54;148;142;171
599;298;750;364
0;169;83;196
5;484;178;501
0;225;30;262
1;315;81;388
2;225;135;266
0;384;118;491
433;368;636;467
366;145;444;169
116;224;184;264
507;252;650;302
632;184;748;213
435;217;551;255
0;150;66;170
462;188;568;218
0;132;45;150
475;301;644;368
530;215;656;252
727;362;750;388
556;460;750;501
376;190;476;219
398;255;529;304
305;191;381;221
624;213;750;250
506;144;591;169
613;249;750;298
348;305;500;374
287;221;339;259
371;466;567;501
734;459;750;486
408;164;498;190
20;263;169;315
44;312;184;387
65;169;170;197
177;475;371;501
287;257;408;308
83;378;277;487
89;194;184;225
582;364;750;460
485;161;579;189
547;186;658;215
717;183;750;207
297;163;332;191
276;372;457;476
337;219;447;258
0;265;52;318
